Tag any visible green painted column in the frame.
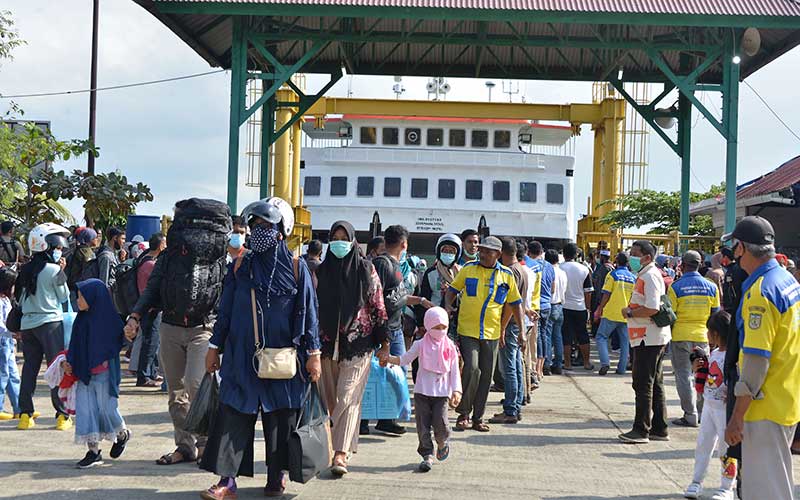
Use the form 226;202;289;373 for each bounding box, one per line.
723;40;741;233
678;91;692;236
226;17;245;212
259;86;275;199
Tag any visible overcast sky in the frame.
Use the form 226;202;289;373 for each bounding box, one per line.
2;1;800;230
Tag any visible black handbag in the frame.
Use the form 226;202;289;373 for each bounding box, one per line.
288;382;331;484
5;300;22;333
183;372;219;436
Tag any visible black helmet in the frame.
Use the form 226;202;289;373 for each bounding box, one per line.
240;197;294;237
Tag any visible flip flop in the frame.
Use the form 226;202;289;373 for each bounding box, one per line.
156;449;194;466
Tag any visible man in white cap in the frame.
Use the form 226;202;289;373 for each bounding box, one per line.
446;236;525;432
723;216;800;500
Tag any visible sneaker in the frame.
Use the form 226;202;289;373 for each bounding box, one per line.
683;481;702;499
418;456;433;472
543;366;551;376
710;489;734;500
618;430;649;444
77;450;104;469
672;417;699;428
0;411;13;420
649;432;670;442
375;421;406;435
550;366;563;375
55;414;73;431
598;365;609;376
110;429;131;459
359;420;370;435
488;412;518;424
17;413;35;430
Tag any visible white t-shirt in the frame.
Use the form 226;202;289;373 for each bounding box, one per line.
551;265;568;305
627;262;671;346
560;261;594;311
704;348;727;407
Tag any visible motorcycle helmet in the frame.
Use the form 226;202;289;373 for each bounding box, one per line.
436;233;463;263
28;223;70;254
240;197;295;237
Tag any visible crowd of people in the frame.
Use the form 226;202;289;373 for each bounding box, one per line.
0;203;798;500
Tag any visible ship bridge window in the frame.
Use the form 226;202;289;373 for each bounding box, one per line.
405;128;421;146
330;176;348;196
360;127;377;145
493;181;510;201
546;183;564;204
357;176;374;197
384;177;402;197
494;130;511;149
304;176;321;197
520;182;537;203
382;127;399;145
411;178;428;198
471;130;488;148
427;128;444;146
438;179;455;199
466;180;483;200
449;129;466;147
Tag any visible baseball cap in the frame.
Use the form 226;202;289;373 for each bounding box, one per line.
477;236;502;252
721;216;775;245
681;250;702;267
720;247;735;260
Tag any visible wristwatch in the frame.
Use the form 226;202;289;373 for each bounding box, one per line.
625;309;634;319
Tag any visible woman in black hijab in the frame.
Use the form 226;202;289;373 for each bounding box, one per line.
315;221;388;476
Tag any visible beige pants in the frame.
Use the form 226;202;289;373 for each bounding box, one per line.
522;325;534;398
319;353;372;455
158;322;212;457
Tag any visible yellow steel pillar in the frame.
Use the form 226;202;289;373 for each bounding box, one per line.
591;125;604;217
273;88;294;202
291;119;302;207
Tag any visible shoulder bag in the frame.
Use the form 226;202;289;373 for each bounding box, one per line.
651;293;677;328
252;256;300;379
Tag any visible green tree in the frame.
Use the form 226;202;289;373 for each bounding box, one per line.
1;10;27;117
598;184;725;235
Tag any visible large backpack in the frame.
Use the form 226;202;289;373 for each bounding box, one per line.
161;198;232;327
65;247;100;291
112;253;152;317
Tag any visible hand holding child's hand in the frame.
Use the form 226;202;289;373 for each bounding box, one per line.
62;361;72;375
450;392;461;408
377;349;390;367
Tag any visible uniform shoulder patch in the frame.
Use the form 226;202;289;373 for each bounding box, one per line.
748;312;762;330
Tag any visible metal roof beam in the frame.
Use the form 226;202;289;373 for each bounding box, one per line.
155;4;800;29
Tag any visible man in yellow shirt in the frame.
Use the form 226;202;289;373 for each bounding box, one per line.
593;252;636;375
668;250;720;428
723;216;800;500
446;236;524;433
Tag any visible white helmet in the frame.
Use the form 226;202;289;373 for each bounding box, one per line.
28;223;70;254
241;197;295;237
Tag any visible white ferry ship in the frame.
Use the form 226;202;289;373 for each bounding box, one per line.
300;114;576;250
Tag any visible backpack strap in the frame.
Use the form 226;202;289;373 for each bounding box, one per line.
293;255;300;282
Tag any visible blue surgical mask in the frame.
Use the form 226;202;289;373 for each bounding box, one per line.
400;250;408;261
629;256;642;273
440;253;456;266
51;249;62;262
329;240;352;259
228;233;244;250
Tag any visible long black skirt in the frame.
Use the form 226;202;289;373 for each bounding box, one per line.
201;403;298;483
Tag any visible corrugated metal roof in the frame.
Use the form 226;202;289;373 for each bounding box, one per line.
157;0;800;17
738;155;800;198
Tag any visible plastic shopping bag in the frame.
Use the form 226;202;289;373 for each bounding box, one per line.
288;383;331;484
183;372;219;436
360;356;412;421
62;300;77;347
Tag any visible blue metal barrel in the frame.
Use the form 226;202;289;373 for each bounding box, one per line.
126;215;161;242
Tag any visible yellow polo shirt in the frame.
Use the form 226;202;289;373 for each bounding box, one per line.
738;259;800;426
601;267;636;323
668;271;721;343
450;261;522;340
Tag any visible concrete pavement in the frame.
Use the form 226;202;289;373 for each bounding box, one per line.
2;352;798;500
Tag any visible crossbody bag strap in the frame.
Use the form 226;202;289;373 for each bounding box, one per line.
251;287;260;349
293;255;299;282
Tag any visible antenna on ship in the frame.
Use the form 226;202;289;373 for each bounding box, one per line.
426;77;451;101
502;81;520;103
485;81;496;102
392;76;406;100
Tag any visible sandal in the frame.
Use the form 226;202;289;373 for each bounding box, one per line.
454;415;471;432
472;420;490;432
200;484;238;500
156;449;194;466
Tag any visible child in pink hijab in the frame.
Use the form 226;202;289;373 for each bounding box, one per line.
381;307;461;473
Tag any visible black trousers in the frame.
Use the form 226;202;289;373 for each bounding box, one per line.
19;321;66;418
201;403;298;484
631;343;668;437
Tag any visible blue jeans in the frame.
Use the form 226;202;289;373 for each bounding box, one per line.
547;304;564;369
536;308;552;363
499;324;524;416
0;336;20;415
596;318;630;374
137;311;162;384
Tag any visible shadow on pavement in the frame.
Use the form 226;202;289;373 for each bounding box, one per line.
543;495;677;500
603;448;694;460
461;433;617;447
7;488;293;500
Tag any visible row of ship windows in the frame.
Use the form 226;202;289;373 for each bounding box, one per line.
304;176;565;204
359;126;513;149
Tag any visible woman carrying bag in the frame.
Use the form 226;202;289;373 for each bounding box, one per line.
201;198;321;500
315;220;389;476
